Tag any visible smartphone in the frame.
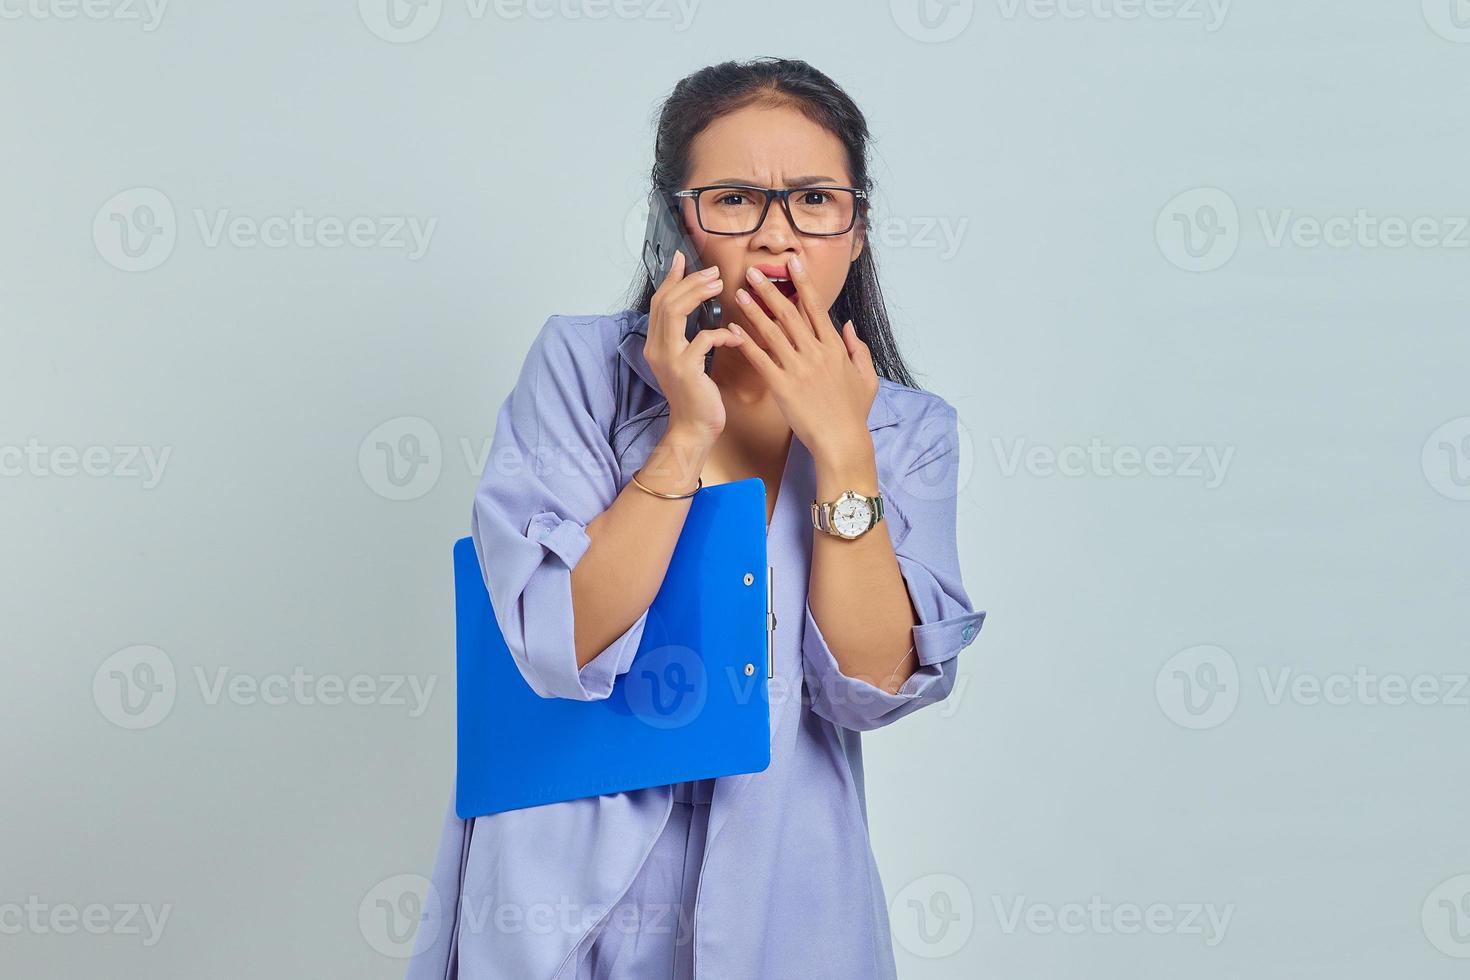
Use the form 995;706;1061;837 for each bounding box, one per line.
642;190;722;373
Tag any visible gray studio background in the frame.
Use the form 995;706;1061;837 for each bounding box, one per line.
4;2;1468;977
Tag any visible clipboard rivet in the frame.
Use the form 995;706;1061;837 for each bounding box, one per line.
744;663;755;676
742;572;754;586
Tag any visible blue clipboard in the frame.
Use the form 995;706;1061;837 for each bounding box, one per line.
454;477;773;819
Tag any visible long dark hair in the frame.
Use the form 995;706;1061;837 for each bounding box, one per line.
620;57;923;391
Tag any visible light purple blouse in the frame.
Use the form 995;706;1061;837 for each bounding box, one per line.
405;309;986;979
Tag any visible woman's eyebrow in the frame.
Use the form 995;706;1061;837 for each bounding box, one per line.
705;175;840;187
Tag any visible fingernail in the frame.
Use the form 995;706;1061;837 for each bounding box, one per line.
701;266;720;278
730;323;743;336
788;256;803;274
735;288;752;305
746;267;764;282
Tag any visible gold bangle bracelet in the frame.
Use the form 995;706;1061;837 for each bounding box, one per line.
629;467;702;499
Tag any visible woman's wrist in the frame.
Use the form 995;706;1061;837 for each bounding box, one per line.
664;419;720;449
811;433;878;499
635;426;714;496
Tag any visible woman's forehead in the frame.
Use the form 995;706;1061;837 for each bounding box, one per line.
686;105;850;185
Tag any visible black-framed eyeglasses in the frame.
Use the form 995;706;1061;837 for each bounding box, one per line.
672;184;867;237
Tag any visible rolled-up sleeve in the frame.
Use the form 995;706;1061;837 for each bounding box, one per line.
801;399;986;731
469;314;648;701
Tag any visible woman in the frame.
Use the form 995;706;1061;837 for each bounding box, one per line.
407;57;985;980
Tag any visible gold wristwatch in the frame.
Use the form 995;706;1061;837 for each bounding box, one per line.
811;489;885;540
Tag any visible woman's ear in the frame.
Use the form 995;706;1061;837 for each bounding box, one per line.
849;225;866;263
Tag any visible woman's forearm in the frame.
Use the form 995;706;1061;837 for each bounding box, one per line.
808;438;921;693
569;426;713;669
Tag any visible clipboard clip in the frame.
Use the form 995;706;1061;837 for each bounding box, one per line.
766;565;776;679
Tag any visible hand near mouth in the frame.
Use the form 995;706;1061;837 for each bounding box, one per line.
732;258;878;461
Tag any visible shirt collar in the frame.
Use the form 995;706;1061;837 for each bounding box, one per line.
617;310;901;432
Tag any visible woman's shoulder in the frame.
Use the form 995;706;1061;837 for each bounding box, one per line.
874;376;957;437
512;311;655;443
525;309;645;378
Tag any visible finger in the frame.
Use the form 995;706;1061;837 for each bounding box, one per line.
647;249;682;347
845;320;876;373
742;268;809;350
653;267;724;352
785;257;835;343
732;287;795;363
683;325;744;361
668;266;724;316
728;321;780;378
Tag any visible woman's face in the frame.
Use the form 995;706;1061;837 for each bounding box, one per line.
679;103;865;348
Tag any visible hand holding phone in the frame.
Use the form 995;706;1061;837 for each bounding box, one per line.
641;213;746;441
642;191;723;373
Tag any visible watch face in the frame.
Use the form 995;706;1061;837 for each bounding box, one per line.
832;494;872;538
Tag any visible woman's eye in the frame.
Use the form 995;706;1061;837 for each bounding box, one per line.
799;191;831;206
715;193;748;207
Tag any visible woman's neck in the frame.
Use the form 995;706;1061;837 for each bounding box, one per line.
709;344;770;407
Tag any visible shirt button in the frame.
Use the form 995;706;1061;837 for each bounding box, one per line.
961;623;978;646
